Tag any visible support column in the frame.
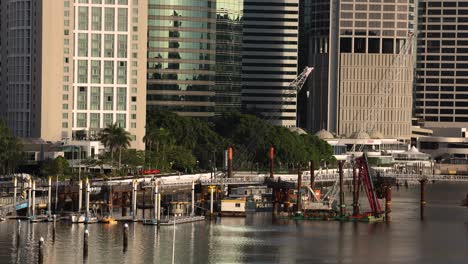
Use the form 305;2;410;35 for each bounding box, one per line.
420;179;427;221
210;186;215;216
157;193;161;221
32;180;36;217
385;186;392;222
228;147;233;178
338;161;345;218
296;164;302;214
85;179;90;217
78;180;83;213
191;181;195;216
132;180;137;221
352;168;359;216
48;177;52;217
13;176;17;217
154;182;159;221
28;179;32;217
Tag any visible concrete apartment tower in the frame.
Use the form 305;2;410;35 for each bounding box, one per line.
416;0;468;137
299;0;415;140
241;0;299;127
0;0;147;150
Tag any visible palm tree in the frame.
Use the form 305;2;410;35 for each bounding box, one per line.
100;123;132;170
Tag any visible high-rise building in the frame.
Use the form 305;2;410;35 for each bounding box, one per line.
241;0;299;127
0;0;147;150
416;0;468;135
299;0;415;140
146;0;243;118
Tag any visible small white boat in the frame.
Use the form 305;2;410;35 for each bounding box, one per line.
85;216;98;224
0;217;6;221
71;214;86;223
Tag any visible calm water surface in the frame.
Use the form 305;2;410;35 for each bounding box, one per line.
0;183;467;264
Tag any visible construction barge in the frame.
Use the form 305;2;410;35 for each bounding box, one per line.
270;153;393;223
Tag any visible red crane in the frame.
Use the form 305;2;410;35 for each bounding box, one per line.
355;154;383;218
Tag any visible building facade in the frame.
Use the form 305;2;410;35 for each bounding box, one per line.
416;0;468;132
0;0;34;138
0;0;147;150
299;0;415;140
146;0;243;118
241;0;299;127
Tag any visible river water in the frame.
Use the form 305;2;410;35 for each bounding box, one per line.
0;183;467;264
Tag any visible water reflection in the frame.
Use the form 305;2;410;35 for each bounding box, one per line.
0;183;467;264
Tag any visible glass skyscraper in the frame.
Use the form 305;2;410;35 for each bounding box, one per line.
147;0;243;118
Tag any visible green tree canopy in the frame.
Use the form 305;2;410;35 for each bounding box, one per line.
0;121;24;174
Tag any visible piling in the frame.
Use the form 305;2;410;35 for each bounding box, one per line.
83;229;89;258
385;187;392;222
47;177;52;217
16;220;21;248
191;181;195;216
132;180;137;221
227;147;233;178
28;179;32;217
310;160;315;189
32;180;36;218
352;168;359;216
269;147;274;178
52;215;56;242
338;161;345;218
209;186;215;217
420;179;427;220
85;179;90;217
13;176;17;217
123;223;129;252
38;237;44;264
296;164;302;214
78;180;83;213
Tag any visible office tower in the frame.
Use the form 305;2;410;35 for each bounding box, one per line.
0;0;34;138
147;0;243;118
299;0;415;140
241;0;300;127
416;0;468;136
0;0;147;150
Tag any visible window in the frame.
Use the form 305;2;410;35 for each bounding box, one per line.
90;87;100;110
103;113;113;126
62;122;68;128
117;61;127;84
63;104;69;110
118;8;128;31
62;113;69;119
131;122;136;128
92;7;102;30
77;87;87;110
116;114;126;128
105;8;115;31
104;35;114;57
78;33;88;57
104;61;114;84
117;35;127;58
78;7;89;30
235;203;241;208
131;96;136;102
77;113;87;128
91;61;101;83
117;87;127;110
90;113;100;128
91;34;101;57
104;87;114;110
77;60;88;83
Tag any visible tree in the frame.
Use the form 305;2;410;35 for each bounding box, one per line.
100;123;132;170
0;121;23;174
40;156;70;178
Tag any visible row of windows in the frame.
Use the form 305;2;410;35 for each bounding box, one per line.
147;83;212;91
148;72;215;81
149;9;214;18
148;51;214;61
74;112;128;129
